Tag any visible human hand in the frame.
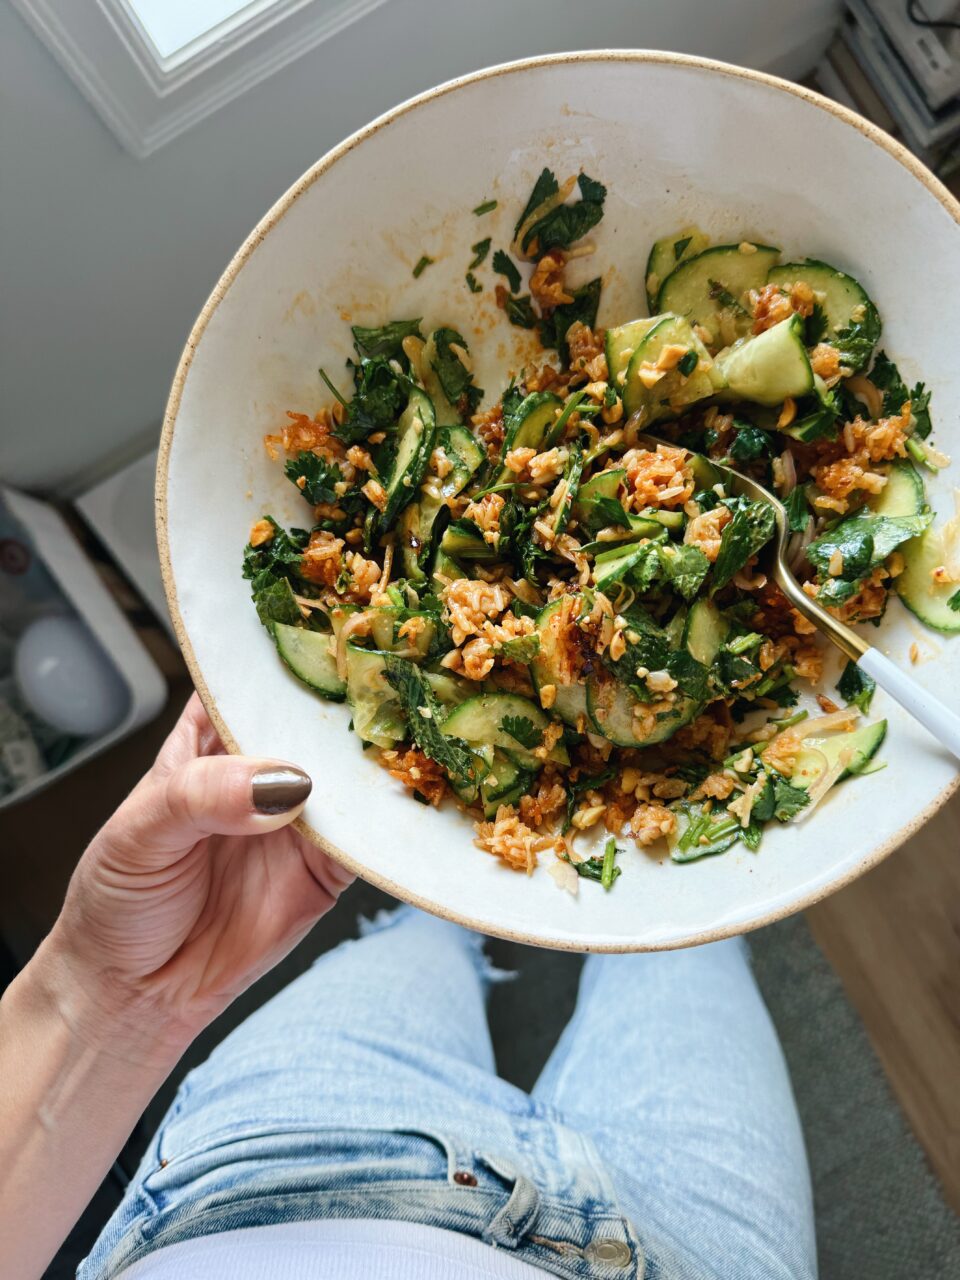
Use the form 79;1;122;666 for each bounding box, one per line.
42;692;354;1061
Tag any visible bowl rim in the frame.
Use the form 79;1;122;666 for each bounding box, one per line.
156;48;960;952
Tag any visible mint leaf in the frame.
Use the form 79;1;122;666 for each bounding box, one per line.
383;656;478;787
711;498;777;593
772;778;810;822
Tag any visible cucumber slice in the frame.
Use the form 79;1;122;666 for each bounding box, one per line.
495;391;563;484
440;424;485;480
868;462;924;518
273;623;346;701
622;314;714;422
368;608;436;656
586;672;692;747
792;720;887;790
767;259;880;371
687;450;725;493
896;525;960;633
380;387;436;530
431;547;465;593
683;600;729;666
638;506;685;533
345;644;406;747
593;541;653;592
530;599;589;728
398;504;429;584
480;749;535;817
402;423;486;579
421;332;460;425
605;318;659;386
579;516;667;555
657;243;780;347
574;468;627;531
440;520;499;562
645;226;710;312
715;314;814;407
441;692;568;767
424;669;472;707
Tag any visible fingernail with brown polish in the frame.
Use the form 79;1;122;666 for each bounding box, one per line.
252;767;312;814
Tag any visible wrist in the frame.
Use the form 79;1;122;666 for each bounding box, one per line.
24;928;196;1074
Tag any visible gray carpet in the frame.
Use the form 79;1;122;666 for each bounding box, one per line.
40;886;960;1278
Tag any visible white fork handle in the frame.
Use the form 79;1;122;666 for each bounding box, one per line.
858;647;960;763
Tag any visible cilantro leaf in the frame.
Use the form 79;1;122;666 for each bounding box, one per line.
500;714;542;750
627;541;664;593
517;170;607;253
351;319;422;362
837;659;876;713
658;543;711;601
788;386;840;443
429;327;482;416
711;498;777;593
284;452;344;506
499;497;548;581
469;238;491;268
784;486;812;534
949;590;960;613
537;277;602;363
870;352;932;437
336;357;408;443
241;517;309;627
242;516;306;573
492;249;522;294
804;301;829;345
383;655;478;788
465;272;482;294
504;293;537;330
834;308;881;372
772;778;810;822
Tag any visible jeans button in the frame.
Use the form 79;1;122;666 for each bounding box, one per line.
584;1238;632;1267
453;1170;478;1187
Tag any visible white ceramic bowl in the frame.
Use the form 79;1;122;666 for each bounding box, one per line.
159;52;960;951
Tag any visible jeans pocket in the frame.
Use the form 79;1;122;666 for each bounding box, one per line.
140;1120;464;1210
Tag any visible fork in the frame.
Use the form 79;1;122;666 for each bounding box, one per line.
638;434;960;761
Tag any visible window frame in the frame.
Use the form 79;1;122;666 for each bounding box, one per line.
10;0;390;158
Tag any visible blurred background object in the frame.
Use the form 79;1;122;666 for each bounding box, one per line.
818;1;960;174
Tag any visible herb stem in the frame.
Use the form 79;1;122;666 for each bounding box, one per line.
600;837;619;891
318;367;349;408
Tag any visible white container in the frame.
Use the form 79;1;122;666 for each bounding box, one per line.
0;487;167;809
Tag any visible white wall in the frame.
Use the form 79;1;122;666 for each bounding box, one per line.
0;0;839;494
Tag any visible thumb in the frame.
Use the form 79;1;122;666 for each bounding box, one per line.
99;755;313;862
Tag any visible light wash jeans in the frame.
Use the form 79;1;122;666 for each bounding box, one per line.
80;906;816;1280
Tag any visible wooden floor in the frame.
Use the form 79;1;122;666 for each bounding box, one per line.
807;799;960;1211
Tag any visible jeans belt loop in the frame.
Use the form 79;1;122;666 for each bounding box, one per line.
477;1154;541;1250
